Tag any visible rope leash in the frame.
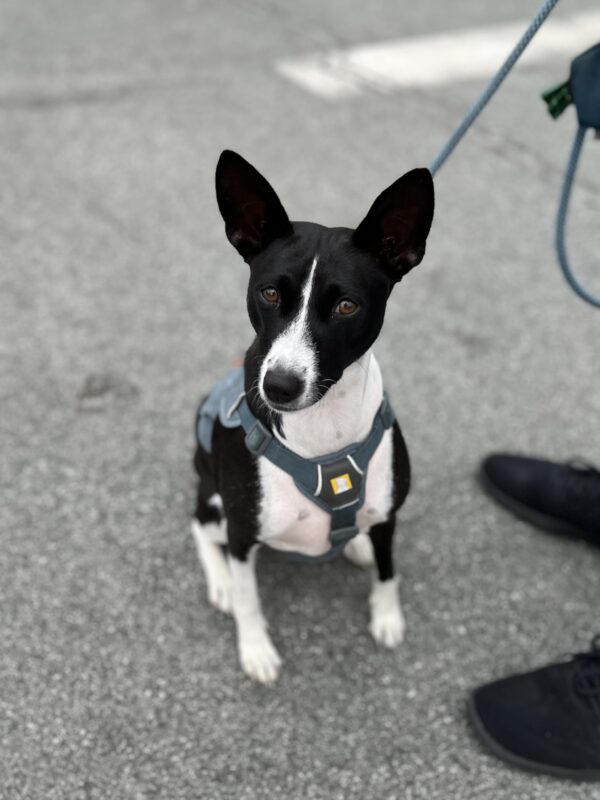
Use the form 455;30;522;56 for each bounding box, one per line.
430;0;600;308
555;125;600;308
429;0;561;176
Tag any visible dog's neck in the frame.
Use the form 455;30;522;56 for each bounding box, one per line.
275;350;384;459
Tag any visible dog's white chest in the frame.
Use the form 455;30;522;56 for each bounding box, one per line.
257;429;394;556
256;353;394;557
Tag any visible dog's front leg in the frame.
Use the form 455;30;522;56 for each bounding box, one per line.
228;542;282;684
368;517;405;648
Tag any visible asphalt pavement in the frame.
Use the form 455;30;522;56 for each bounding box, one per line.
2;1;600;798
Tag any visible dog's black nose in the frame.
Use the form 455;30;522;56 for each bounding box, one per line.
263;369;304;406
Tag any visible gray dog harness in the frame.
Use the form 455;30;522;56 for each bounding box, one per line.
196;367;395;563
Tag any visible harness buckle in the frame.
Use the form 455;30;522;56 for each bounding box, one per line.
244;420;272;456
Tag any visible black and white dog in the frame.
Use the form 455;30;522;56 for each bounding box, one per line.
192;151;434;683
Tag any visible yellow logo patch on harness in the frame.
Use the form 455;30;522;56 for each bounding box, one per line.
330;473;353;495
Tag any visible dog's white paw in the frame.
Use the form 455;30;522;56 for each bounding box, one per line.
369;578;405;648
344;532;374;568
239;633;282;685
207;566;232;615
191;519;232;614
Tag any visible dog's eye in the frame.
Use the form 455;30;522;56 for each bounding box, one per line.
260;286;280;305
334;299;359;317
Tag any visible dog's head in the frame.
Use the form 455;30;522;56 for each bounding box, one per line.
215;150;434;413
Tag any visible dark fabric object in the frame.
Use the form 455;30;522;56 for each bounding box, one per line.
570;43;600;129
196;367;246;454
470;642;600;779
480;454;600;542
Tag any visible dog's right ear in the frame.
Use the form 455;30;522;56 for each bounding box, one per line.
215;150;293;259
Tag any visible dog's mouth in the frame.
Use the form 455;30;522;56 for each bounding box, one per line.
259;379;341;416
262;395;316;414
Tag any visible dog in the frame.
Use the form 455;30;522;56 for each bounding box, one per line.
191;150;434;684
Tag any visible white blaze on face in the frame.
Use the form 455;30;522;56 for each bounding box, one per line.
259;255;319;408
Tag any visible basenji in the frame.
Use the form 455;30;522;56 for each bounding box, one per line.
191;150;434;683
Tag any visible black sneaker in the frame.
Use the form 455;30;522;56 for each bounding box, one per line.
480;454;600;545
469;638;600;780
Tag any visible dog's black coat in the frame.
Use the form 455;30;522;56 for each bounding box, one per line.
193;150;434;576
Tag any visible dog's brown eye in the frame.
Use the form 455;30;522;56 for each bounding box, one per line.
260;286;280;305
335;299;359;317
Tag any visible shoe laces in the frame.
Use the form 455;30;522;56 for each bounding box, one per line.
563;458;600;516
573;635;600;716
567;457;600;478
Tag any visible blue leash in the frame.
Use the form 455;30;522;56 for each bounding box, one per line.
430;0;600;309
429;0;561;176
555;125;600;308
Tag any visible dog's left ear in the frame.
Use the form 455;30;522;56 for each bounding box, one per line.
215;150;293;260
353;168;434;281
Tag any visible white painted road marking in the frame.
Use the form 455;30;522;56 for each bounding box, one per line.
276;10;600;98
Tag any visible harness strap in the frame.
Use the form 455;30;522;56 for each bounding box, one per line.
234;392;395;563
237;394;393;490
236;398;317;490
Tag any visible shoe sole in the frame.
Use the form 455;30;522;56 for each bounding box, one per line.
467;694;600;781
478;467;597;545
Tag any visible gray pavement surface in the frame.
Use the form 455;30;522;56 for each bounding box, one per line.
2;1;600;798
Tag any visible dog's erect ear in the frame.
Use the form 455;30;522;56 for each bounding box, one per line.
353;168;434;281
215;150;293;259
